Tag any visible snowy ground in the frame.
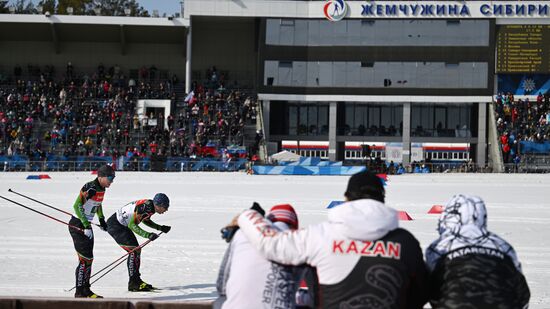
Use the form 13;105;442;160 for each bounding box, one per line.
0;172;548;307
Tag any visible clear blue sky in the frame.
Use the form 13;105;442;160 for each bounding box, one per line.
138;0;182;16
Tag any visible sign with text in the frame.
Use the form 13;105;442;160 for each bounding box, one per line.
497;25;550;73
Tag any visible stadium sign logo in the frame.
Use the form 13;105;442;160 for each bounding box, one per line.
324;0;347;22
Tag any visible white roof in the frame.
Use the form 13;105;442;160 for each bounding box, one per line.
271;150;302;162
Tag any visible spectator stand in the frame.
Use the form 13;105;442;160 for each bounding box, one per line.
1;63;260;173
494;92;550;171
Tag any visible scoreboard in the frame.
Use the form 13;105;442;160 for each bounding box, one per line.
496;25;550;74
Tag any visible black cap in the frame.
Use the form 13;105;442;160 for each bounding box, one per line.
344;171;385;203
97;165;115;177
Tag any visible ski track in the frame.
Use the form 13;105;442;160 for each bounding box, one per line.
0;172;549;306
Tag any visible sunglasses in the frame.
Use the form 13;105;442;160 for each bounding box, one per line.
106;176;115;182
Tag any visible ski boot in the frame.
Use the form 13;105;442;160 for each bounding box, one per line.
75;286;103;298
128;279;156;292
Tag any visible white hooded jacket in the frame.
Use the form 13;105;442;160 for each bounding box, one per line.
216;221;300;309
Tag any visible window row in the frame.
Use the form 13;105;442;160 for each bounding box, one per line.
271;102;476;138
288;104;329;136
264;61;488;89
411;104;473;138
341;104;403;137
289;149;328;159
345;150;386;160
266;19;490;47
425;151;470;160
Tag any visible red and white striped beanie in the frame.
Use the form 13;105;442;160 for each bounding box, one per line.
267;204;299;230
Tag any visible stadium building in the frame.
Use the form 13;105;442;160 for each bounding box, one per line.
182;0;550;169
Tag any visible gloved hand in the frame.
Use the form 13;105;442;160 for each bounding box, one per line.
148;233;159;241
251;202;265;216
160;225;171;233
221;226;239;243
83;228;93;239
219;202;264;243
99;218;108;231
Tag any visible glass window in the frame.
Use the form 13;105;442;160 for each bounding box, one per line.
354;106;366;135
435;107;446;127
369;106;381;131
265;61;488;89
289;106;298;135
264;61;278;86
292;62;307;87
299;106;308;135
333;20;348;45
341;104;402;137
308;106;318;134
294;20;308;46
319;106;329;135
347;62;361;87
319;20;334;46
265;19;280;45
307;20;320;46
279;20;295;45
333;62;347;87
278;62;292;85
318;62;333;87
413;104;475;137
288;103;329;136
306;62;320;87
266;19;489;46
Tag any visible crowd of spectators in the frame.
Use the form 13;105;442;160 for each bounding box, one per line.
1;64;258;165
494;92;550;163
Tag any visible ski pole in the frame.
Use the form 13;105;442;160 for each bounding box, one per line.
66;232;163;291
89;255;129;288
8;189;101;228
0;195;84;232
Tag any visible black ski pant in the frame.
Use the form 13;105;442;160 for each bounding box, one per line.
106;214;142;283
69;216;94;292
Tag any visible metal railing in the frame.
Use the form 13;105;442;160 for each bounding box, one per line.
502;163;550;174
344;161;493;174
3;159;549;174
1;159;248;173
